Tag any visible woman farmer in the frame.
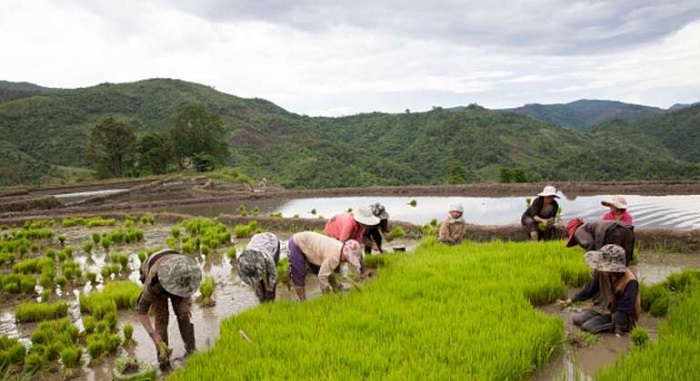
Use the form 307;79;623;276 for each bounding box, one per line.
602;195;634;225
521;185;559;241
363;203;391;254
563;244;641;335
566;217;635;266
287;231;363;301
137;249;202;369
438;204;468;245
237;232;281;303
325;205;381;244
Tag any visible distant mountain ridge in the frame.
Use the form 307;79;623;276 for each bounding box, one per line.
0;80;60;103
501;99;667;130
1;78;700;187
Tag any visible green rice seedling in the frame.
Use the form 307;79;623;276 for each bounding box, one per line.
101;237;112;252
252;207;260;216
389;226;406;239
630;326;651;349
29;244;39;254
199;276;215;307
0;335;26;371
40;289;50;302
22;353;45;374
38;274;52;289
61;217;85;227
86;217;117;227
171;227;181;239
44;248;56;260
200;245;211;256
82;316;96;335
122;323;135;347
15;301;68;323
238;205;247;216
166;237;179;250
57;251;66;262
310;208;317;215
276;258;289;287
140;214;155;225
226;247;237;260
269;212;282;218
233;224;252;239
363;255;388;269
12;257;54;274
54;276;67;288
85;272;97;284
408;199;418;207
82;241;93;255
91;232;101;245
59;346;81;369
86;337;105;361
81;280;141;314
57;235;66;247
182;241;195;255
137;250;148;263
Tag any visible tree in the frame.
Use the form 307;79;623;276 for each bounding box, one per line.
170;103;229;171
137;132;172;175
446;161;469;184
85;117;137;178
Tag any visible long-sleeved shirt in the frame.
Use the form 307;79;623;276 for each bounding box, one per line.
573;220;635;265
572;269;640;334
325;213;365;243
438;216;467;244
603;210;634;225
293;231;344;291
238;232;280;289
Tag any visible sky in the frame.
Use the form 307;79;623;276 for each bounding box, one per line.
2;1;700;116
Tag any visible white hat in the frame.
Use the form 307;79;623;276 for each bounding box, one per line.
538;185;559;198
353;206;381;226
449;204;464;213
602;195;628;210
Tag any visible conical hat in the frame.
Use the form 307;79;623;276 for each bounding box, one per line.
157;255;202;297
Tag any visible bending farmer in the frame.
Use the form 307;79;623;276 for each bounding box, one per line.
237;232;281;303
566;218;635;266
137;249;202;369
287;231;363;301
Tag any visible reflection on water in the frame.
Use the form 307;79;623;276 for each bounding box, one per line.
161;194;700;229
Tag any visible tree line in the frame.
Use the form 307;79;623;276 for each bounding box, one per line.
85;103;229;178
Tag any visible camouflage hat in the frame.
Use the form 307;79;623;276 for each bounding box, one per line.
370;203;389;220
584;244;626;273
157;255;202;297
237;249;264;289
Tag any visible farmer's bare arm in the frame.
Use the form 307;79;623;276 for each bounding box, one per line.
138;313;162;346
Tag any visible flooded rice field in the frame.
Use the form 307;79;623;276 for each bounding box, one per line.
1;220;699;380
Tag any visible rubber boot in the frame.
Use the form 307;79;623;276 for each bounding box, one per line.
178;320;196;356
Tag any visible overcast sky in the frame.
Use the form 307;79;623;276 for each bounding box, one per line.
2;0;700;116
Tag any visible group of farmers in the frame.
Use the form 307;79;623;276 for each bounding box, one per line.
136;202;392;369
137;184;640;368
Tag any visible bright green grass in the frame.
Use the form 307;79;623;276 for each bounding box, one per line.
169;240;590;380
595;282;700;381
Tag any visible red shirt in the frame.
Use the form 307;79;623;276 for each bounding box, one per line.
603;210;633;225
324;213;365;242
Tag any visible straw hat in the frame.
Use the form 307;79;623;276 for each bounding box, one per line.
602;195;628;210
538;185;559;198
353;206;381;226
584;244;627;273
342;240;363;269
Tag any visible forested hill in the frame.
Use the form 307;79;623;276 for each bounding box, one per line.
502;99;666;131
1;78;699;188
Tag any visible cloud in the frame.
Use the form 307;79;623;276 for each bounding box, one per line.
169;0;700;54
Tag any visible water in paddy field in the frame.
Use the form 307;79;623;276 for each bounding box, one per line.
161;194;700;229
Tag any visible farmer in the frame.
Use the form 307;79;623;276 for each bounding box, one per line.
521;185;560;241
287;231;363;301
237;232;281;303
325;205;381;244
563;244;641;335
438;204;467;245
601;195;634;225
566;217;635;266
363;203;392;254
137;249;202;368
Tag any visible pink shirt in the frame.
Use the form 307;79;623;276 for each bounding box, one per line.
603;210;633;225
324;213;365;243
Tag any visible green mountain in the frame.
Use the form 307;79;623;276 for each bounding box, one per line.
1;79;699;188
0;80;59;103
502;99;666;131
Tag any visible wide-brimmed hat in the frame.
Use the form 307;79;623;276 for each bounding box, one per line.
602;195;628;210
566;218;584;247
449;204;464;213
538;185;559;198
370;203;390;220
342;240;363;270
353;206;381;226
157;255;202;298
584;244;627;273
237;249;264;289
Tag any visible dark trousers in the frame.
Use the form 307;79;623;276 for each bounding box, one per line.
572;308;613;334
152;295;195;354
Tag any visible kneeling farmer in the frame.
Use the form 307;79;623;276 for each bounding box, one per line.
288;231;363;301
564;244;640;335
137;249;202;368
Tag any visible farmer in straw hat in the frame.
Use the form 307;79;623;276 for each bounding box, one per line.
137;249;202;368
237;232;281;303
521;185;560;241
438;204;468;245
562;244;641;335
601;195;634;225
566;217;635;266
287;231;363;301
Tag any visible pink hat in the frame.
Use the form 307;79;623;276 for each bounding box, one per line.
342;240;363;269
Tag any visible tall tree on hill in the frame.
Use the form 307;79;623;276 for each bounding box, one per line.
137;132;172;175
170;103;229;171
85;117;137;178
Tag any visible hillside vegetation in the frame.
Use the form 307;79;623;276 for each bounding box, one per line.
1;79;699;188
